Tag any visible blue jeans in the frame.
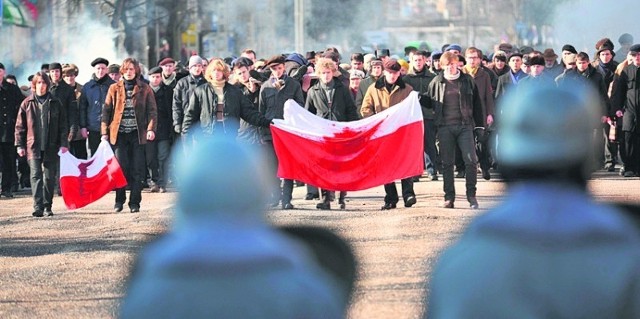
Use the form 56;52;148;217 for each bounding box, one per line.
438;124;478;201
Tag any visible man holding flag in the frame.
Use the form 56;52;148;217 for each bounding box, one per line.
361;59;417;210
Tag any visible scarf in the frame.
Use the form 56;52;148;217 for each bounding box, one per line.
463;65;479;78
162;72;176;86
211;79;226;103
443;70;461;81
94;73;110;84
151;84;161;93
124;78;136;91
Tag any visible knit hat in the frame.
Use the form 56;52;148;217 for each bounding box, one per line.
561;44;577;54
148;66;162;75
493;51;507;62
108;64;120;74
158;57;175;66
446;44;462;52
595;38;615;56
349;69;365;79
619;33;634;45
383;59;401;72
188;55;203;69
49;62;62;70
91;57;109;67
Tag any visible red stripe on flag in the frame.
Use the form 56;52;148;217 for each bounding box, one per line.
60;157;127;210
272;121;424;191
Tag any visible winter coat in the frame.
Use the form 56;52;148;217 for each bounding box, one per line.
612;64;640;132
305;80;359;122
425;72;484;128
258;76;304;142
172;74;206;129
152;83;174;141
68;83;85;141
50;80;78;136
0;80;25;143
14;94;69;160
360;77;413;118
427;183;640;319
556;66;609;117
79;75;115;132
182;82;271;136
101;79;158;145
495;70;526;99
355;76;377;110
403;67;436;119
466;67;495;126
236;82;262;144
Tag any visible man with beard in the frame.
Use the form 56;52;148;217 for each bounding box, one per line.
543;48;563;79
79;58;116;156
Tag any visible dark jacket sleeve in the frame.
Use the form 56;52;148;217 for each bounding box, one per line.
181;88;201;135
342;87;360;121
471;80;484;127
78;85;88;128
14;101;27;148
58;99;70;148
172;80;185;128
145;86;158;132
611;71;627;113
304;89;317;115
239;90;271;128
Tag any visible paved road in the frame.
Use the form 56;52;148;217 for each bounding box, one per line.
0;171;637;318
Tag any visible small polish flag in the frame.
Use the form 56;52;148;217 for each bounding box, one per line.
59;140;127;210
271;91;424;191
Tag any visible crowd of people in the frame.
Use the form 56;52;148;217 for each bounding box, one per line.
0;31;638;216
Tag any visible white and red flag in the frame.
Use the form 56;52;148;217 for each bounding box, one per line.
271;91;424;191
59;140;127;210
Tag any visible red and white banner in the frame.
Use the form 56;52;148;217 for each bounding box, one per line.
271;91;424;191
59;140;127;210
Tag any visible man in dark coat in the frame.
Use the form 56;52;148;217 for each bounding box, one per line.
172;55;206;135
48;62;78;151
355;59;383;110
495;53;526;99
612;44;640;177
146;67;173;193
259;55;305;210
0;63;25;198
79;57;115;156
403;50;438;180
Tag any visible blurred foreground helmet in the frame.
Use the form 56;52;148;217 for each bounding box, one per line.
496;80;599;170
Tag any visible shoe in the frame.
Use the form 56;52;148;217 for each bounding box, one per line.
159;187;167;193
114;203;124;213
404;196;417;208
605;165;616;172
282;202;294;209
381;202;397;210
412;176;420;182
316;201;331;210
305;193;319;200
620;167;626;176
32;210;44;217
338;199;346;210
482;169;491;180
0;191;13;198
295;181;305;187
44;208;54;216
443;200;454;209
130;207;140;213
624;171;636;177
149;185;160;193
430;174;439;181
468;197;479;209
455;171;465;178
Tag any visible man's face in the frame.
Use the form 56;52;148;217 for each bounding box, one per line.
212;69;225;82
529;65;545;77
0;68;5;80
318;68;333;84
370;64;383;77
508;57;522;72
441;59;459;77
544;58;556;68
122;64;136;81
234;66;250;83
270;63;286;79
380;56;390;64
425;56;432;68
49;69;61;83
63;73;76;86
522;64;531;74
411;54;426;71
494;59;506;70
149;73;162;87
598;50;613;64
35;78;48;96
383;70;400;84
109;73;121;81
351;60;363;71
632;52;640;67
433;59;441;70
160;63;176;76
349;77;361;90
189;64;203;76
94;64;108;79
465;52;481;68
576;59;590;72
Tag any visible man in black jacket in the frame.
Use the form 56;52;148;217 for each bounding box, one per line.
146;67;174;193
0;63;25;198
612;44;640;177
172;55;206;135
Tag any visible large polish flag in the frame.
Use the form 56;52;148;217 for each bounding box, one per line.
59;140;127;210
271;91;424;191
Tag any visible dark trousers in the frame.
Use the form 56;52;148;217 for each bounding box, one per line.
623;131;640;173
114;131;145;208
17;155;30;187
88;131;101;157
0;142;16;192
603;125;621;167
423;119;439;175
438;124;478;201
384;178;415;204
145;139;171;187
307;185;346;201
70;139;88;160
263;141;294;204
29;154;58;211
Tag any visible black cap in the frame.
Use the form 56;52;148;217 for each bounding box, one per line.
507;52;524;61
49;62;62;70
231;57;253;69
91;57;109;67
630;44;640;53
525;55;545;66
40;63;49;70
108;64;120;74
561;44;577;54
148;66;162;75
519;46;534;54
0;63;4;70
375;49;390;58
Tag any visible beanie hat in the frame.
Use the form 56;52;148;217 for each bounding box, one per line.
561;44;577;54
525;55;545;66
349;69;365;79
91;58;109;67
158;57;175;66
108;64;120;74
446;44;462;52
148;66;162;75
49;62;62;71
188;55;204;69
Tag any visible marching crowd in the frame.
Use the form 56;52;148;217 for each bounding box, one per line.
0;32;639;216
